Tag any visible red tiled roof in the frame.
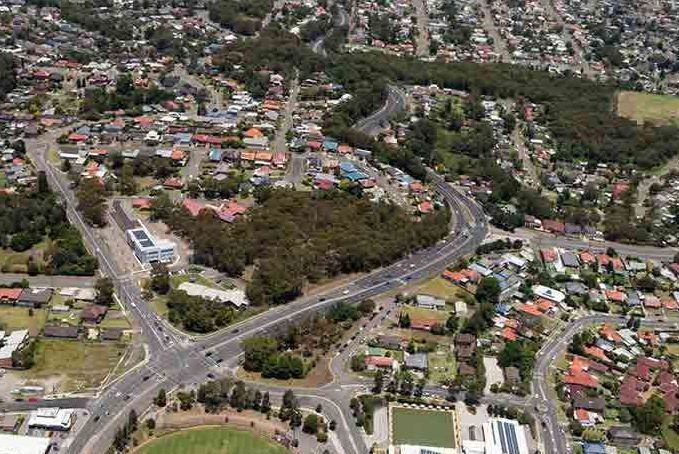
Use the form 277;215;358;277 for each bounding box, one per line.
418;201;434;214
644;296;661;309
365;356;394;368
664;298;679;310
579;251;596;263
182;198;206;217
132;198;152;210
605;290;626;302
501;327;518;341
442;270;466;283
0;288;22;300
584;345;609;363
517;303;542;317
540;248;558;262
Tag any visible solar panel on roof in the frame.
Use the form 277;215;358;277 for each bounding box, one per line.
498;420;507;453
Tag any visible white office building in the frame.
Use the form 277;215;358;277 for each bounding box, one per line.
0;433;51;454
27;407;75;431
126;225;176;264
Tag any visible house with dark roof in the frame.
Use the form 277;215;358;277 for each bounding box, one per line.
80;304;108;324
607;427;641;447
404;353;428;371
18;288;53;308
43;325;79;339
455;334;476;361
572;396;605;414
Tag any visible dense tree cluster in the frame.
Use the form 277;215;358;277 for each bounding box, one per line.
242;302;366;379
159;189;449;306
0;53;16;100
81;74;174;116
0;190;96;275
208;0;272;35
61;1;134;41
326;53;679;168
497;340;537;381
166;289;236;333
75;178;108;227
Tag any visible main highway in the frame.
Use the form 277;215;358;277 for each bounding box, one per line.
13;92;487;454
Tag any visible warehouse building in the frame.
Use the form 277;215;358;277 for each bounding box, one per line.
125;225;176;264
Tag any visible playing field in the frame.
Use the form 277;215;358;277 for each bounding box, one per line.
138;427;288;454
391;407;456;448
617;90;679;125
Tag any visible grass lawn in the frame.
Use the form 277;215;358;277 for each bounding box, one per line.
416;277;467;301
21;339;127;391
428;349;456;383
99;310;132;329
0;239;51;273
617;90;679;126
137;427;287;454
662;416;679;451
666;343;679;368
391;407;456;448
0;306;47;336
403;305;450;322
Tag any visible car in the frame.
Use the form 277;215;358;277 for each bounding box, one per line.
232;328;239;334
207;373;215;379
215;358;223;364
342;290;350;295
93;415;100;422
319;297;326;302
205;351;213;357
142;375;150;381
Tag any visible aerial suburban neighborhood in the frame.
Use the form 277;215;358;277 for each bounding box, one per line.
0;0;679;453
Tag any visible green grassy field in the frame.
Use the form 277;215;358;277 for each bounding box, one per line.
22;339;127;391
138;427;288;454
0;306;48;335
617;91;679;125
403;305;450;322
663;416;679;451
392;407;456;448
416;277;466;301
428;349;456;383
0;239;50;273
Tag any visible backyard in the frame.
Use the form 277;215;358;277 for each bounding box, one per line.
391;406;457;448
136;427;288;454
428;349;456;383
0;239;50;273
0;306;47;336
416;277;468;302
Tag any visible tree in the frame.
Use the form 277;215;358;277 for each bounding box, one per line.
150;263;170;294
373;370;384;394
37;171;48;193
398;312;411;328
76;178;107;226
243;337;279;372
95;277;115;306
475;277;501;304
61;159;72;172
261;391;271;414
631;395;665;434
303;414;320;434
154;388;167;407
127;409;138;434
119;162;137;195
358;299;375;315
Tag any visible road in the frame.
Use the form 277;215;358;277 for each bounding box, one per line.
532;314;679;453
411;0;430;57
0;274;95;288
311;1;350;57
35;93;485;453
272;76;299;154
353;85;407;136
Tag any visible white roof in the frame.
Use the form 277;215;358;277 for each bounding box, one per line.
0;329;28;360
27;407;74;430
177;282;249;308
532;285;565;303
0;434;51;454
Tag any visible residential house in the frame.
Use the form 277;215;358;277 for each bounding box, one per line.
404;353;428;371
17;288;52;308
43;325;79;339
80;304;108;324
455;334;477;361
415;294;446;310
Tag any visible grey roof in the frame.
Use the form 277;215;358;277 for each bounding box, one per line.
415;294;446;308
19;288;53;304
43;325;78;338
560;251;580;268
404;353;428;370
565;281;588;295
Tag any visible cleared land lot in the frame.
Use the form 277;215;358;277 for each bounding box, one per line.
617;91;679;125
137;427;288;454
391;407;456;448
20;339;127;391
0;306;47;335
